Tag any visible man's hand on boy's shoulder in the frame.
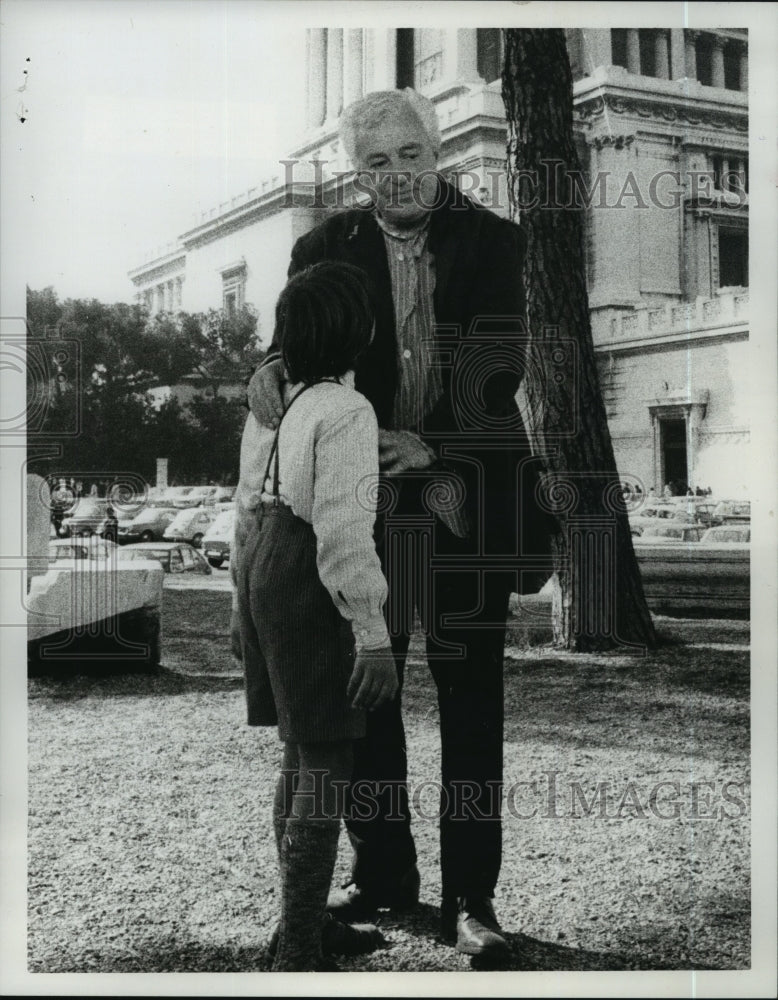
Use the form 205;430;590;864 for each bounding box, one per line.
247;357;285;429
378;429;436;475
348;645;398;711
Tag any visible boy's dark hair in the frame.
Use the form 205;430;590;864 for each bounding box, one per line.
274;261;374;385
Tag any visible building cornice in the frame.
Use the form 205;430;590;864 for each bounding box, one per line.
574;68;748;136
128;251;186;286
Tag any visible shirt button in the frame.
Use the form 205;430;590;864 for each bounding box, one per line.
397;252;405;261
402;349;411;359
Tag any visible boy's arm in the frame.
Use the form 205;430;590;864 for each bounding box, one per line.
311;403;390;652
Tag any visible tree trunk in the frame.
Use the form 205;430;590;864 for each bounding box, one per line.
502;29;656;651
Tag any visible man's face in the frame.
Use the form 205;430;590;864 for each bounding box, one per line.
354;107;439;226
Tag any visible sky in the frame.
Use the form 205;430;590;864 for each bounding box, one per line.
2;0;307;303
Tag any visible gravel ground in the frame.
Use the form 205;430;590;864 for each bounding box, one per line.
27;591;750;973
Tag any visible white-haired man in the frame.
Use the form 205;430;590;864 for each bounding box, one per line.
247;88;551;960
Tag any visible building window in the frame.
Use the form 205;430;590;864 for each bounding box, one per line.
723;44;740;90
638;30;656;77
611;29;627;69
696;35;713;86
718;228;748;287
477;29;503;84
610;28;666;77
396;28;414;88
711;155;748;195
220;262;247;316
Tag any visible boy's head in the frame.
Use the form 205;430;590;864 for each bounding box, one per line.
274;261;374;385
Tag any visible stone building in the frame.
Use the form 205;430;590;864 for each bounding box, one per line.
128;27;749;496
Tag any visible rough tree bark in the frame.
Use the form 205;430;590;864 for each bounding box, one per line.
502;29;656;651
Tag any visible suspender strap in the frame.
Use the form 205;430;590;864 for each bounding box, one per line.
261;379;342;503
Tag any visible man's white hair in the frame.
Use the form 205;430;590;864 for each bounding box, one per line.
339;88;442;165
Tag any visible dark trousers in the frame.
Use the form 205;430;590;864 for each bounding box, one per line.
344;477;512;900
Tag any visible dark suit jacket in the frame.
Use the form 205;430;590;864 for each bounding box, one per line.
275;179;552;589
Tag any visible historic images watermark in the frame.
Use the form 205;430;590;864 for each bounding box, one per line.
282;771;750;822
279;158;749;213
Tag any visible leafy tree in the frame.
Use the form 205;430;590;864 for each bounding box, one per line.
25;287;258;487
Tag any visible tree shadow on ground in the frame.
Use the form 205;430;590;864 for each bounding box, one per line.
29;942;273;974
378;903;714;972
27;664;244;701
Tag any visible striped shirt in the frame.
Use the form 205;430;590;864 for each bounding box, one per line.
377;213;469;538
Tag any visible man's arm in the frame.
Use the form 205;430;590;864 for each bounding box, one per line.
246;228;327;424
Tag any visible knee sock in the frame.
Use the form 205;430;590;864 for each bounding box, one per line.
272;817;340;972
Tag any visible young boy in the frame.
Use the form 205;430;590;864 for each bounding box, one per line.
234;262;396;971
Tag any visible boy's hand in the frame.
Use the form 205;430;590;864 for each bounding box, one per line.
347;645;398;711
378;430;436;475
247;358;285;429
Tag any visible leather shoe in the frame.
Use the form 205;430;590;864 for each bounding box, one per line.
326;865;420;922
441;896;510;957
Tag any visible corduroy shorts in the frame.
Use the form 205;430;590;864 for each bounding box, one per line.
237;502;366;743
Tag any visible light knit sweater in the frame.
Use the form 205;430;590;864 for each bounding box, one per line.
234;372;390;651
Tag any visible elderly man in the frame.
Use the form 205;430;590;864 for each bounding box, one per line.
247;88;550;959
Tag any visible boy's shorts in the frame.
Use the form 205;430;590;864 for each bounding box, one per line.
236;502;366;743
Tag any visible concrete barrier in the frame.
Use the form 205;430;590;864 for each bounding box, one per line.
635;544;749;618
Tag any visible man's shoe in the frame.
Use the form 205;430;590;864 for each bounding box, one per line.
441;896;510;957
326;865;420;922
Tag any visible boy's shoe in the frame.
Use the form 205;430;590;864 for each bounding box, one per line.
326;864;420;922
440;896;510;958
268;913;385;959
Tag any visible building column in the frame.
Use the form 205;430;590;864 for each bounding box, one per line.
370;28;397;90
669;28;686;78
654;30;670;79
326;29;344;121
711;36;726;88
344;28;364;105
445;28;480;82
684;30;698;82
587;134;640;306
626;29;641;74
738;43;748;91
585;28;612;69
306;29;326;129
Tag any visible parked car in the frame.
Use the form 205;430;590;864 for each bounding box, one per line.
118;542;212;575
172;485;220;509
633;523;707;544
699;525;751;545
149;486;195;508
712;500;751;524
162;507;218;548
118;506;178;544
48;538;120;562
59;498;119;539
202;507;235;567
205;486;236;508
628;503;677;535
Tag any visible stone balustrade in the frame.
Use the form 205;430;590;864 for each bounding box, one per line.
597;288;748;345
